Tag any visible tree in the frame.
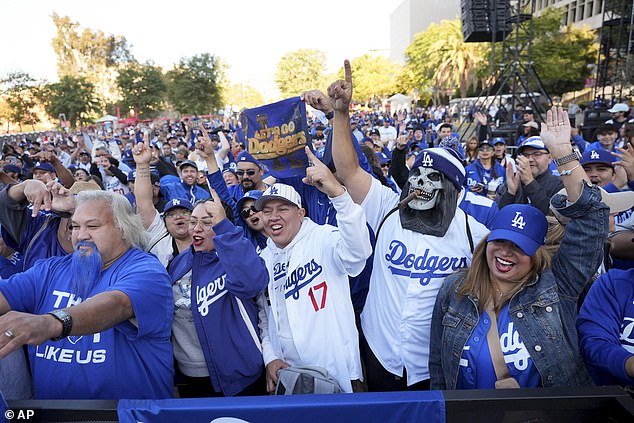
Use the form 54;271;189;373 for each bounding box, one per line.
165;53;224;115
337;54;401;103
531;8;597;95
40;76;99;128
51;13;135;107
1;71;41;131
117;62;167;119
223;83;264;109
404;20;488;102
275;49;327;98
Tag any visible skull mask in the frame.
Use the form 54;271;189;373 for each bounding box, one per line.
407;166;443;210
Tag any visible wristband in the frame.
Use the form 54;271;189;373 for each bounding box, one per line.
324;111;334;120
559;163;581;176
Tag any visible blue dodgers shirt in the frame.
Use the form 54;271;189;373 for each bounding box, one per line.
0;248;174;400
457;303;541;389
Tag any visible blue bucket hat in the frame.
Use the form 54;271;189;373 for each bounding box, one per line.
488;204;547;256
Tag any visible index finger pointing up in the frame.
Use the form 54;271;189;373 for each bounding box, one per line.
344;59;352;83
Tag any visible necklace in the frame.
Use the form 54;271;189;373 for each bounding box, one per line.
495;286;513;300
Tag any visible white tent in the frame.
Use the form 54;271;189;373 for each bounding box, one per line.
94;115;118;124
387;94;413;113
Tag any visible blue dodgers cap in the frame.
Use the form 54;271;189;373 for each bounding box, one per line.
492;137;506;145
236;189;263;211
411;147;466;190
3;164;20;174
580;149;614;167
488;204;547;256
479;139;494;148
163;198;194;215
237;151;261;167
33;162;56;173
518;136;547;153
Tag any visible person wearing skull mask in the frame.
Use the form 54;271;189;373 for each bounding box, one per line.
327;61;492;392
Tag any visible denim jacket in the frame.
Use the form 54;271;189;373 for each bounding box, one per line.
430;183;609;390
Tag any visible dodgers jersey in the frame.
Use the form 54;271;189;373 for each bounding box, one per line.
361;177;489;385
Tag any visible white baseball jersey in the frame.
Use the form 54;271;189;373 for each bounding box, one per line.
259;191;372;393
361;177;489;385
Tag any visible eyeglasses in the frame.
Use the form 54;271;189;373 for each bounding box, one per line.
188;219;215;230
236;169;257;177
165;209;191;219
520;151;549;159
239;205;258;219
478;145;493;151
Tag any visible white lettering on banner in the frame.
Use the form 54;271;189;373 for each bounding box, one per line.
35;345;107;364
500;321;531;371
196;274;227;317
620;317;634;353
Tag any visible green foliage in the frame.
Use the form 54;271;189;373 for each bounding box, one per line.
51;13;135;107
275;49;327;98
223;83;264;109
404;19;488;101
1;71;41;131
336;54;401;103
40;75;99;128
117;63;167;119
165;53;224;115
531;8;597;95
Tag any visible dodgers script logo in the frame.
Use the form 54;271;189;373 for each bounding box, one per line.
196;274;228;316
384;240;468;285
501;321;531;371
283;259;323;300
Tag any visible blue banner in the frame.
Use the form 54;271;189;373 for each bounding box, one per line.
118;391;445;423
239;97;310;178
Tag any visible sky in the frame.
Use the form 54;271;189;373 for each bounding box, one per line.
2;0;403;101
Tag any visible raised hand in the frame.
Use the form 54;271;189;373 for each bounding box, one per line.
327;60;353;113
132;135;152;165
505;160;520;195
202;189;226;225
302;147;345;198
301;89;333;115
47;181;75;213
194;123;214;160
540;106;571;151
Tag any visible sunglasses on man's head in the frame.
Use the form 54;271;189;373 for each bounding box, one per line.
239;205;258;219
236;169;257;176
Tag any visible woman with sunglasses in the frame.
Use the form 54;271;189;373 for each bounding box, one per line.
464;139;506;200
430;107;609;390
167;189;269;397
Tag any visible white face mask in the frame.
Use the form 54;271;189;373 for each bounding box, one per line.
407;166;443;210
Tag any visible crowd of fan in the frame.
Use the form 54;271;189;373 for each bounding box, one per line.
0;69;633;401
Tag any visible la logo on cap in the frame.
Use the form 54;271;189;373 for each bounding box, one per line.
511;211;526;229
269;186;279;195
421;153;434;167
172;199;181;206
590;150;600;160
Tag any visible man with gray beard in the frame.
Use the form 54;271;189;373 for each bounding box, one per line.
0;190;174;399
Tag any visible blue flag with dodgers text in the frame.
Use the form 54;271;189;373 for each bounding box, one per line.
239;97;310;178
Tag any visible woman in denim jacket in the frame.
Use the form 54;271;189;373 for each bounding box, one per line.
430;107;609;389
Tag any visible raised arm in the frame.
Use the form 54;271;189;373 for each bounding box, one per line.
328;60;372;204
132;135;157;229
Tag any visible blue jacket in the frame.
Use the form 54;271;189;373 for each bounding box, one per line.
430;183;609;389
577;268;634;386
168;218;268;396
160;174;210;204
464;160;506;195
